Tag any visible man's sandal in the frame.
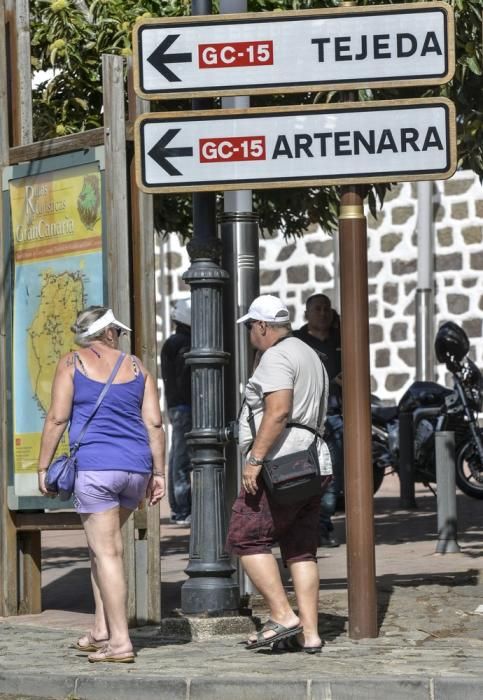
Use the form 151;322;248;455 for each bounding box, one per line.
246;619;303;650
274;636;322;654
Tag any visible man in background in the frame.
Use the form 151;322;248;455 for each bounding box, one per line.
161;298;192;527
294;293;341;394
294;293;342;547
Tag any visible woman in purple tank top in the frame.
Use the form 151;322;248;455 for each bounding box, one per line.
38;306;166;664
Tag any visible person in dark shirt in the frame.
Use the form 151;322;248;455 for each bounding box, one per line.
161;298;192;526
294;294;342;547
293;293;342;395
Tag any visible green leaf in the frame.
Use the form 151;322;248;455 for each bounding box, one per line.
30;0;483;238
466;57;482;76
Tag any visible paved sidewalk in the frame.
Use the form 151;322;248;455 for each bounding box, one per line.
2;476;483;699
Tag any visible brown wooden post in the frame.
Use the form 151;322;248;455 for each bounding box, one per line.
339;185;377;639
5;0;32;145
16;0;41;616
0;0;18;618
18;533;42;614
0;1;9;152
127;60;161;624
102;54;137;624
2;0;41;616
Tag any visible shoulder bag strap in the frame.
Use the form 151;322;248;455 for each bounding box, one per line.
245;349;326;441
71;351;126;453
286;366;326;439
245;401;256;441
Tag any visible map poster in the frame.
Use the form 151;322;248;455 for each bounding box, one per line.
10;160;104;498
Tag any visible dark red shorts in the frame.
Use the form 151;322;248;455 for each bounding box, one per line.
226;477;330;564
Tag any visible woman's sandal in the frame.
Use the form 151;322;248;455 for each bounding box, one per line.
246;619;304;650
88;644;135;664
274;636;322;655
73;631;109;652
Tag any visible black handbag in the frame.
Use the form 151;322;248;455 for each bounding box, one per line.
246;401;324;505
45;352;126;500
262;425;322;504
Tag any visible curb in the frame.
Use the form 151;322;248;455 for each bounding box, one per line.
2;672;483;700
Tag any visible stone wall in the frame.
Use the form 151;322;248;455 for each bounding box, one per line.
157;169;483;404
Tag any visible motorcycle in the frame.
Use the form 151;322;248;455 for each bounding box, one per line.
394;321;483;498
324;392;396;500
325;321;483;501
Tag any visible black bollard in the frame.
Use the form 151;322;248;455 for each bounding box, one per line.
398;411;417;509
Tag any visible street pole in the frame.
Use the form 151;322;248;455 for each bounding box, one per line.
415;181;435;382
180;0;239;615
219;0;260;601
337;0;377;644
339;185;378;639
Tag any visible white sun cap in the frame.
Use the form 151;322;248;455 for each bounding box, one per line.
171;297;191;327
237;294;290;325
78;309;131;338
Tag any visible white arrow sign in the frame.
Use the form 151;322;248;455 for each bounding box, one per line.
134;98;456;194
133;3;454;99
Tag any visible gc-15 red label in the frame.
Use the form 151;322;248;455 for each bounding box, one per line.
199;136;266;162
198;41;274;68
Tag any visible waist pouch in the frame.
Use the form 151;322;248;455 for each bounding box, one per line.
262;436;322;505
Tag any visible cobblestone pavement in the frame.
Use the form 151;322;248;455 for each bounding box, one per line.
2;478;483;698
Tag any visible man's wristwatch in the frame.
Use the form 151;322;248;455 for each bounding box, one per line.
247;455;264;466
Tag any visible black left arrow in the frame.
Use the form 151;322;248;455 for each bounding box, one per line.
148;129;193;177
147;34;192;82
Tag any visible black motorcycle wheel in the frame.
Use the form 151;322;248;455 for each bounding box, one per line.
455;431;483;499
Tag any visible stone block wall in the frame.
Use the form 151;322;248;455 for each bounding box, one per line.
157;170;483;404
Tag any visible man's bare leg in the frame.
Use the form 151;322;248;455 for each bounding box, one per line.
288;559;321;648
241;553;300;643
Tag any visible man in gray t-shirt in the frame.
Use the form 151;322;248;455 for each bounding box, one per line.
226;295;332;654
238;335;332;472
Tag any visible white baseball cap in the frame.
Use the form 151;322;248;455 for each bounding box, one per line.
171;297;191;327
237;295;290;325
78;309;131;338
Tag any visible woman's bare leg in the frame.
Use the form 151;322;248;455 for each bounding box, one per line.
81;506;132;653
75;554;109;648
90;553;109;639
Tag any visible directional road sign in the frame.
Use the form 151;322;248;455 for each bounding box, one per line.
134;98;456;194
133;3;454;99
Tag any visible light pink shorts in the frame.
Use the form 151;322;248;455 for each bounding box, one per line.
73;470;151;514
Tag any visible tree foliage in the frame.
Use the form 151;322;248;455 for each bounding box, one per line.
30;0;483;238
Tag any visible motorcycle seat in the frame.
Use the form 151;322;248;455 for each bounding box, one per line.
398;381;452;412
372;406;398;424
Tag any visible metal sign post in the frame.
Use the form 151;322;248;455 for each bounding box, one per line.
131;0;457;638
339;186;378;639
133;3;454;99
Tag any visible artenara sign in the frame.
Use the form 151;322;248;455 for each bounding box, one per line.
134;98;457;194
133;2;454;99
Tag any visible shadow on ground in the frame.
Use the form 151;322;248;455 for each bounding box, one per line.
40;486;483;619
